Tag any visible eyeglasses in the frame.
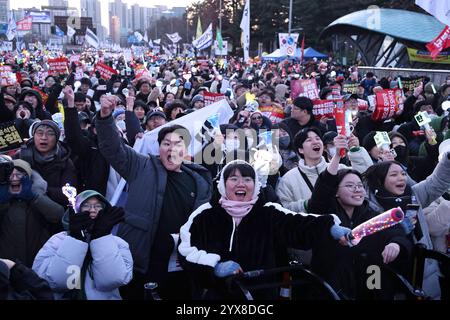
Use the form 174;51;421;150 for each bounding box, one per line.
339;184;365;192
251;116;262;120
35;130;56;138
227;176;254;184
80;203;105;211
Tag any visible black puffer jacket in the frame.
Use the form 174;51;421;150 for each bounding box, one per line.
178;199;335;299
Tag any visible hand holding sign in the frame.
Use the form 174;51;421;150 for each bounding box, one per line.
415;111;437;145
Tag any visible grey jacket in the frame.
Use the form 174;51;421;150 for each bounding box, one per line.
95;113;212;273
367;155;450;299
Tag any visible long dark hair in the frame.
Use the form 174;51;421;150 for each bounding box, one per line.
363;161;404;193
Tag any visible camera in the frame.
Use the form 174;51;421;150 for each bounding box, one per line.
0;156;14;185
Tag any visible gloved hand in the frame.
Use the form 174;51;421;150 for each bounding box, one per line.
330;224;352;241
0;184;12;203
15;176;36;201
90;206;125;239
184;81;192;90
69;208;94;241
214;260;242;278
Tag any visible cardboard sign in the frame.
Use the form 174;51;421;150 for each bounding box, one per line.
372;89;402;121
0;122;23;152
414;111;432;127
94;62;118;81
48;57;69;75
202;92;225;106
374;131;391;148
290;79;319;100
0;66;17;87
312;99;336;120
343;83;359;94
400;78;422;92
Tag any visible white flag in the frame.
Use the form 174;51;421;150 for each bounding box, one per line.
85;27;99;48
144;31;149;43
416;0;450;26
192;23;213;50
149;39;154;48
67;25;76;38
6;12;17;41
240;0;250;62
154;39;161;45
134;31;143;42
279;33;299;56
166;32;182;43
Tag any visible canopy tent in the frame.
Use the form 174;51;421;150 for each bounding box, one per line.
261;47;328;61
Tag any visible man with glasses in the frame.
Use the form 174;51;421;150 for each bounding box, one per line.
16;120;78;207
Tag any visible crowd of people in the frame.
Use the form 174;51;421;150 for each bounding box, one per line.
0;48;449;300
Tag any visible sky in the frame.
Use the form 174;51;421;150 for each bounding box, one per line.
11;0;196;30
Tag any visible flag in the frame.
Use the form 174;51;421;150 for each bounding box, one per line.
6;12;17;41
300;35;305;64
134;31;144;42
240;0;250;62
279;33;299;56
154;39;161;45
149;39;154;48
85;28;99;48
144;31;148;43
166;32;182;43
216;29;223;50
192;23;213;50
55;25;64;37
16;16;32;31
196;16;203;40
67;25;76;38
416;0;450;26
426;25;450;60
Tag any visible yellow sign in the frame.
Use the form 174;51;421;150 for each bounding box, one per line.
407;48;450;64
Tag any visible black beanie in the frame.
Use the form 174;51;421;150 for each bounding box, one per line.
362;131;378;152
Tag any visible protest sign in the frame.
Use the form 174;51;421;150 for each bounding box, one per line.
0;122;23;152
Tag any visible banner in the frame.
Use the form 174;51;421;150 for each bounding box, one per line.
85;27;99;49
94;62;118;80
426;25;450;60
240;0;250;62
203;92;226;106
290;79;319;100
193;23;213;50
25;10;51;24
407;48;450;64
0;41;13;52
416;0;450;26
0;66;17;87
399;76;423;91
0;121;23;152
279;33;299;56
48;57;69;75
17;17;32;31
372;89;403;121
312;99;337;120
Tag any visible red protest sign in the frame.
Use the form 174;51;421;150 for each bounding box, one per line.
0;66;17;87
258;105;285;124
94;62;118;80
426;26;450;60
312;99;337;120
135;66;151;80
290;79;319;100
372;89;402;121
48;57;69;75
17;17;32;31
203;92;225;106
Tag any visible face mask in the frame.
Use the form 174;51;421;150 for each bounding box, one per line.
116;120;126;131
112;88;119;93
224;139;240;152
394;145;407;161
328;146;337;158
279;136;291;149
